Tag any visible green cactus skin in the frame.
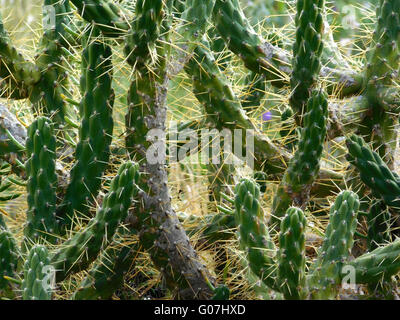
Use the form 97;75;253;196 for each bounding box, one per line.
124;0;163;68
0;227;19;292
29;0;72;124
69;0;129;37
72;234;139;300
179;0;215;49
234;178;279;291
61;36;115;228
22;245;52;300
367;200;392;251
346;134;400;208
51;162;139;282
277;207;307;300
212;284;230;300
346;238;400;284
290;0;324;118
0;12;40;99
309;191;360;299
24;117;59;247
359;0;400;164
365;0;400;100
271;90;328;229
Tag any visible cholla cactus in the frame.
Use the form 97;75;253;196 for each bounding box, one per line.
0;0;399;301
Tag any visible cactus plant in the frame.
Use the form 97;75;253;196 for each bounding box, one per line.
0;0;400;301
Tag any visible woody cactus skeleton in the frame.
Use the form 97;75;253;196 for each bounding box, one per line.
0;0;399;300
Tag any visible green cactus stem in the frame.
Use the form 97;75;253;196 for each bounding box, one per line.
0;12;40;99
346;238;400;284
69;0;130;37
72;231;140;300
277;207;307;300
271;90;328;230
60;34;115;228
22;245;52;300
290;0;324;119
346;134;400;209
23;117;59;248
234;178;279;291
51;162;139;282
309;191;360;299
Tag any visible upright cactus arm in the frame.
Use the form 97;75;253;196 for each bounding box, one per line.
51;162;140;282
23;117;59;248
211;0;362;96
290;0;324;118
22;245;52;300
309;191;360;299
29;0;73;124
346;134;400;208
69;0;130;37
124;0;163;68
277;207;307;300
346;238;400;284
0;12;40;99
60;34;115;228
234;179;279;292
365;0;400;101
271;90;328;229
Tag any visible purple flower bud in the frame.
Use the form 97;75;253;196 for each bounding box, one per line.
262;111;272;122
